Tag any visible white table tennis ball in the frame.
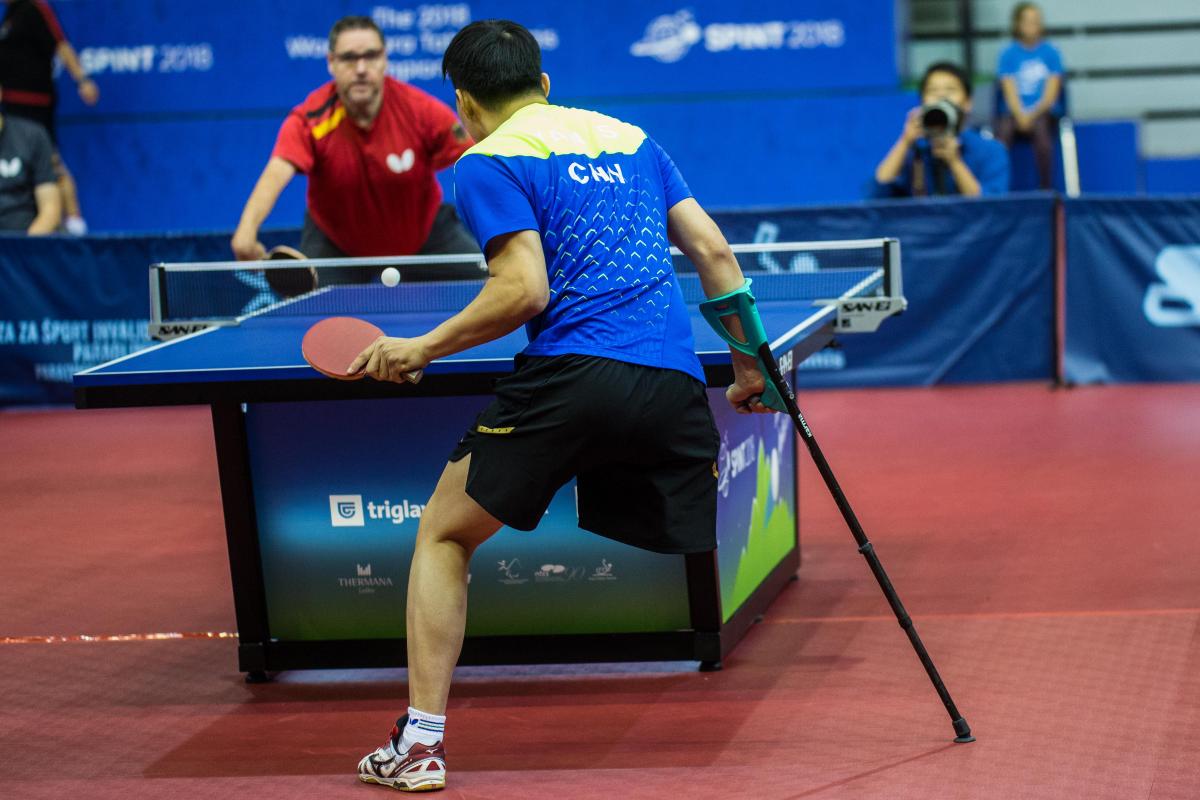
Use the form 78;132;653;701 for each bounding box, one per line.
380;267;401;287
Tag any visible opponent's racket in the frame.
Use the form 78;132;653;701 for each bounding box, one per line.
264;245;318;298
301;317;422;383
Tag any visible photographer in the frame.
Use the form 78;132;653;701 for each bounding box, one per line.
868;62;1009;199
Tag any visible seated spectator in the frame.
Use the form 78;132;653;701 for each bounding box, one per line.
868;62;1009;199
994;2;1063;190
0;0;99;234
0;89;60;233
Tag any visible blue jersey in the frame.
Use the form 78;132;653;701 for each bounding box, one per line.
998;40;1064;112
452;103;703;382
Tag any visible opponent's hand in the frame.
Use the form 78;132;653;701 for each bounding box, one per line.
231;227;266;261
1014;109;1034;133
350;336;431;383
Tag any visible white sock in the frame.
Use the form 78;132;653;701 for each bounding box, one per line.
400;707;445;749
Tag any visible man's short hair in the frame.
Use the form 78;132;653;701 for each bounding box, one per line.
442;20;543;109
328;16;384;52
919;61;972;98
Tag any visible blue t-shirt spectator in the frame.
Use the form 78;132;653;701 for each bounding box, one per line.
997;41;1064;115
866;129;1010;198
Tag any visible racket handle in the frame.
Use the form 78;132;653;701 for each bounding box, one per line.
404;370;424;384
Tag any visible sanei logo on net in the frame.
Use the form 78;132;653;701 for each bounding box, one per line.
631;10;845;64
337;563;394;594
328;495;426;527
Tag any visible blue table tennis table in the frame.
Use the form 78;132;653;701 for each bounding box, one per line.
75;269;882;399
75;247;901;680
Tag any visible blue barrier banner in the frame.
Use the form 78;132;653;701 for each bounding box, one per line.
2;195;1061;405
0;230;298;405
1064;198;1200;383
710;194;1057;387
52;0;896;117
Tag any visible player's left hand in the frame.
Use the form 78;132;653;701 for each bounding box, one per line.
727;375;774;414
351;336;431;383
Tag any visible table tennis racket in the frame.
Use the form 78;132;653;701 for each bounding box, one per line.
301;317;422;383
264;245;318;298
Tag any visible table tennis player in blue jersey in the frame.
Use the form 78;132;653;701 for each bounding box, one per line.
349;19;771;792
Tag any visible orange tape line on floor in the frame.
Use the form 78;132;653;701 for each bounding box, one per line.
4;607;1198;644
0;631;238;645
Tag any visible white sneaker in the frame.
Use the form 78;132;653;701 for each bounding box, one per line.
357;716;447;792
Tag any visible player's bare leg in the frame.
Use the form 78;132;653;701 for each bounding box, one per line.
358;454;501;792
406;454;502;712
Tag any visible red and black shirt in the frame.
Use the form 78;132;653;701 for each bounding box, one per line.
0;0;66;108
272;77;472;257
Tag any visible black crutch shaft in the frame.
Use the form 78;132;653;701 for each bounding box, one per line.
757;342;974;743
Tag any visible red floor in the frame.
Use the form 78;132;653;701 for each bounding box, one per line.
2;383;1198;799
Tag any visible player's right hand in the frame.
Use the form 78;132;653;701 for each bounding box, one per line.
232;229;266;261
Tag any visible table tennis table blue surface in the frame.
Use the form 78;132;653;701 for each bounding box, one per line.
76;270;880;388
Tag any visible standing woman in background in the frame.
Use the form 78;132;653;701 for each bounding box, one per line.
0;0;97;233
994;2;1063;189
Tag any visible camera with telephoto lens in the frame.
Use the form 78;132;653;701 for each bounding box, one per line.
920;99;962;139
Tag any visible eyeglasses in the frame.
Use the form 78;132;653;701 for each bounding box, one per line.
331;49;385;66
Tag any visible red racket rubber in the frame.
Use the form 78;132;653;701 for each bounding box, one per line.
301;317;423;383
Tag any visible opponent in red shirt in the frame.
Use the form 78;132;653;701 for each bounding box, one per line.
232;15;476;265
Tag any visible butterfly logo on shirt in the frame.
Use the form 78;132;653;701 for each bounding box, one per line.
386;149;415;174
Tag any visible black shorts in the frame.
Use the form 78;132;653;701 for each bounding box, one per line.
450;354;719;554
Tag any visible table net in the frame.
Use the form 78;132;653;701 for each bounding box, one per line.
148;240;899;338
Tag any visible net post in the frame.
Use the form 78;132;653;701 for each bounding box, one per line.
149;265;166;325
883;238;903;299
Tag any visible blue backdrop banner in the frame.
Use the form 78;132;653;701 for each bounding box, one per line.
711;194;1058;387
47;0;904;232
1064;198;1200;383
52;0;897;116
